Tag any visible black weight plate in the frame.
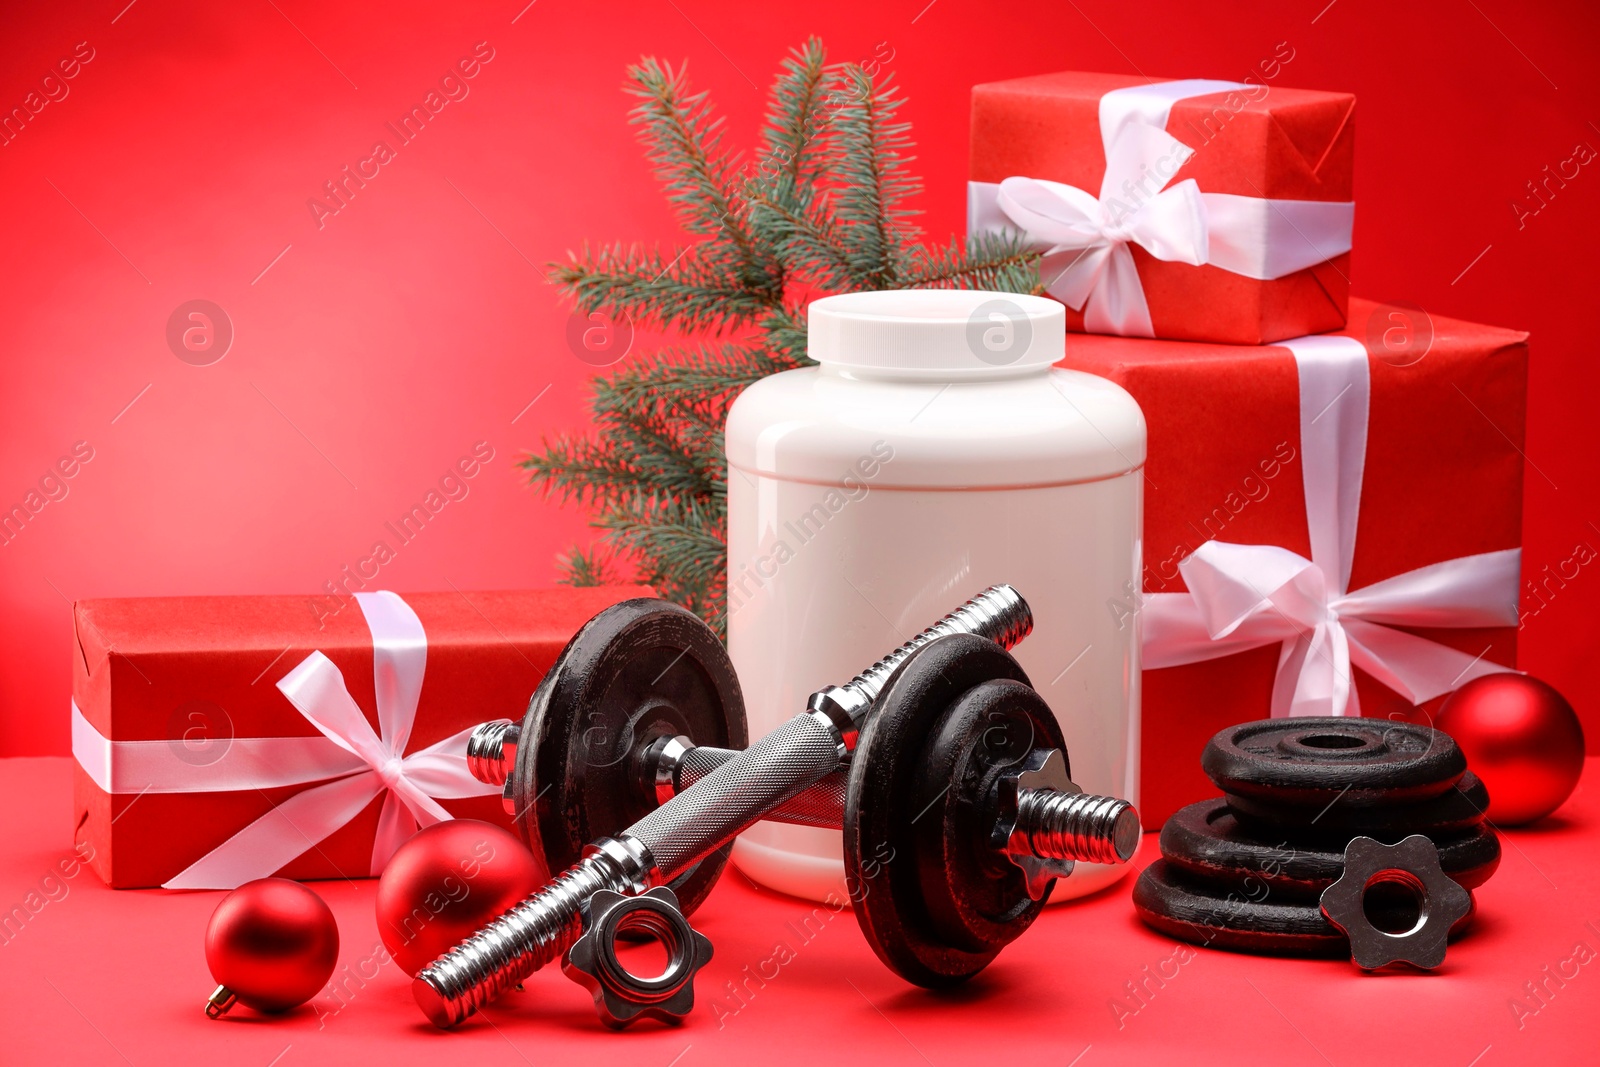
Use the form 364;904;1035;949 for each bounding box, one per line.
843;633;1036;988
915;678;1069;954
1202;718;1465;807
513;598;746;918
1160;798;1501;900
1133;860;1476;957
1226;772;1491;839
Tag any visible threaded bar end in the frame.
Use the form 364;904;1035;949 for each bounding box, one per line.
842;584;1032;707
1018;791;1140;866
466;719;518;786
414;853;627;1028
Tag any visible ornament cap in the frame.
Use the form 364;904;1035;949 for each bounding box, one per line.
205;985;238;1019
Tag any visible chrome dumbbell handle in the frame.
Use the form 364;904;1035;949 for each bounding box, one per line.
468;724;849;827
624;712;842;877
416;585;1031;1028
670;742;847;827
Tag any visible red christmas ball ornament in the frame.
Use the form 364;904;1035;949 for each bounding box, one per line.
205;877;339;1017
376;819;544;976
1438;674;1585;826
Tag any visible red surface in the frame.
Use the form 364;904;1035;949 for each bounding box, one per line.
1;2;1598;760
971;68;1355;344
2;755;1596;1065
1065;299;1527;825
72;585;645;887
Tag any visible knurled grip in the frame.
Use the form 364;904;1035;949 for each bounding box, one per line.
626;713;844;878
679;746;846;827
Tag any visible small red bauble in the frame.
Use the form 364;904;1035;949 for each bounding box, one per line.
205;877;339;1017
1438;674;1585;825
376;819;544;976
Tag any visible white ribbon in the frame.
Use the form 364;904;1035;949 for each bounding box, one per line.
1142;335;1521;717
968;79;1355;337
71;590;499;890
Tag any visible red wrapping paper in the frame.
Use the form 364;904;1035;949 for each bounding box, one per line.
71;586;650;888
1061;298;1528;824
970;70;1356;345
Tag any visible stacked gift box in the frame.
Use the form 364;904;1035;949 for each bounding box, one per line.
968;71;1527;825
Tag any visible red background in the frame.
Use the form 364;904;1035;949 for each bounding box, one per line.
2;0;1597;758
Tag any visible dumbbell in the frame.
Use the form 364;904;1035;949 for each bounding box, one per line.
462;592;1131;904
462;591;1038;918
470;690;1133;903
468;641;1139;989
415;587;1139;1028
465;588;1138;942
566;635;1136;1023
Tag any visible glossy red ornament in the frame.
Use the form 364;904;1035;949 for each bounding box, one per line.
205;877;339;1017
1437;674;1585;825
376;819;544;976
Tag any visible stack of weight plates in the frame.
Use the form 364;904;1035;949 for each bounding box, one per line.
1134;718;1500;955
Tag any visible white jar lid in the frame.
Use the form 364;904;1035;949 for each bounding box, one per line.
808;289;1064;376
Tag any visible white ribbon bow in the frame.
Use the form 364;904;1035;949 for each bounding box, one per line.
1142;335;1521;717
968;79;1356;337
122;591;500;889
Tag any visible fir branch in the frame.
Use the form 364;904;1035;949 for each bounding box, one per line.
756;38;834;197
558;543;625;586
519;434;662;507
520;403;721;508
748;190;863;293
826;66;921;287
600;344;801;417
626;58;779;293
900;230;1044;293
522;42;1040;628
551;243;773;333
761;305;812;364
592;404;723;497
595;492;727;615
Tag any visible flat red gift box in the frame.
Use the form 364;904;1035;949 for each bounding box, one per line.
970;69;1356;345
71;586;650;888
1061;298;1528;825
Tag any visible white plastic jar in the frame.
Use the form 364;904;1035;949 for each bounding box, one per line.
724;289;1147;904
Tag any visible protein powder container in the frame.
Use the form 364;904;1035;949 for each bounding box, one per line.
724;289;1146;903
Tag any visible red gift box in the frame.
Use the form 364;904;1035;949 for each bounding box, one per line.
969;69;1356;345
1061;298;1527;825
71;586;650;888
